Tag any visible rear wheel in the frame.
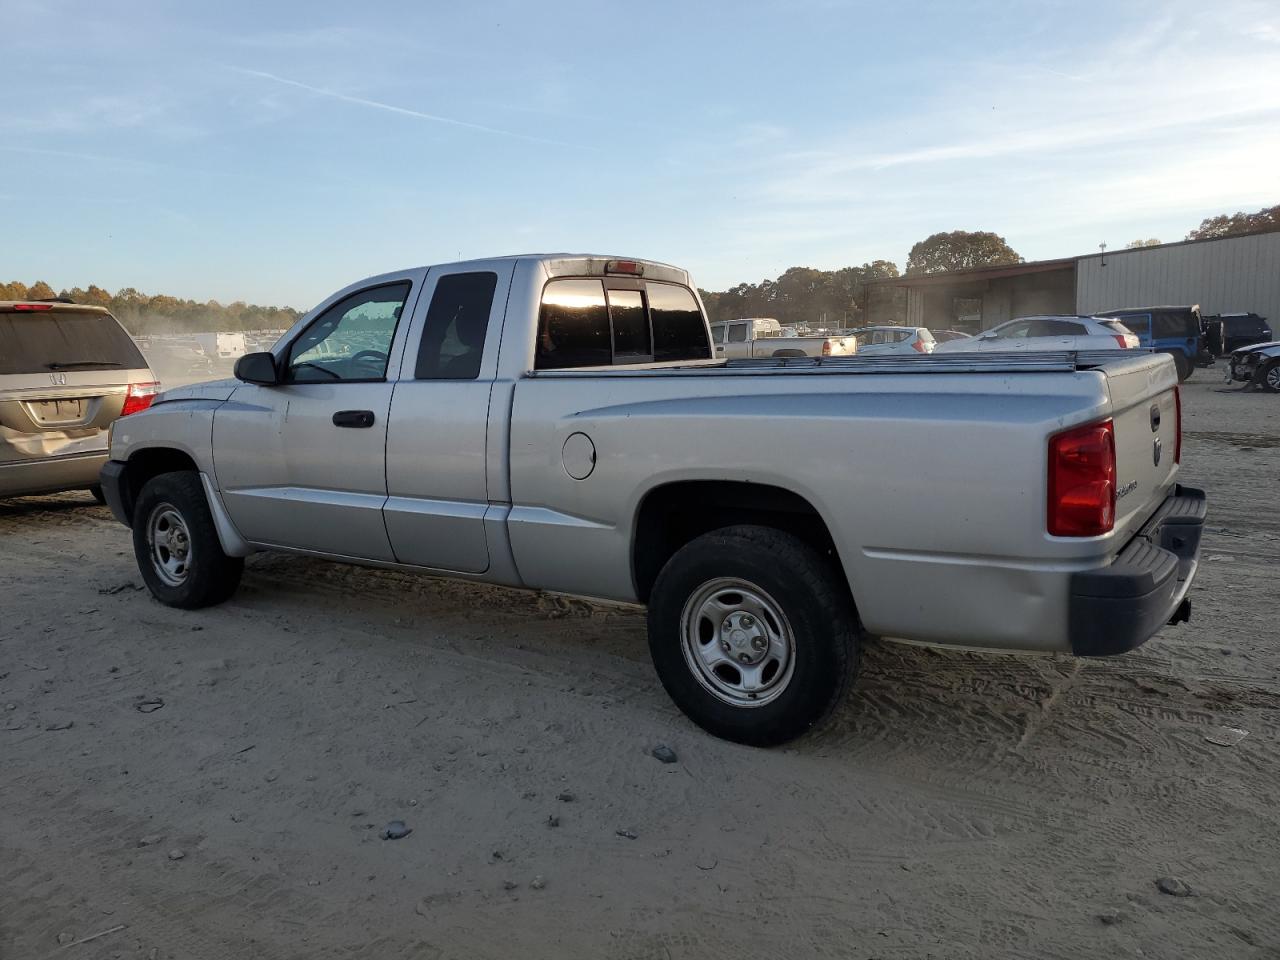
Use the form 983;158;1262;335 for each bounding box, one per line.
132;471;243;608
1166;350;1192;382
1258;359;1280;394
647;525;861;746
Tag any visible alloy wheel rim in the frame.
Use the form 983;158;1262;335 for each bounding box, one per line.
680;577;796;707
147;503;192;587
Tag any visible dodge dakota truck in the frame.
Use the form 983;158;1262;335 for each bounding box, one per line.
100;254;1205;745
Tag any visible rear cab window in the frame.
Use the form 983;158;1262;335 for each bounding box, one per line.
535;278;711;369
0;307;146;376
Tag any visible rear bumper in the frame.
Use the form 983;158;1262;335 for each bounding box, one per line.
0;452;107;498
99;459;133;526
1068;485;1206;656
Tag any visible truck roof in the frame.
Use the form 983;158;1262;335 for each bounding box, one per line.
0;301;110;314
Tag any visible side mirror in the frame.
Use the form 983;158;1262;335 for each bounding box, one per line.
234;352;281;385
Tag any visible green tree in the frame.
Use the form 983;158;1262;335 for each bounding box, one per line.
1186;204;1280;241
905;230;1022;275
1125;238;1161;249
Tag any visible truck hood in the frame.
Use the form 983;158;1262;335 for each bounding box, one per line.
155;378;241;404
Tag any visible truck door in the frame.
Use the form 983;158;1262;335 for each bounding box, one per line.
212;277;421;560
382;262;512;573
724;321;750;358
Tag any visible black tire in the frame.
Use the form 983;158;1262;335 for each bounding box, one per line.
132;471;243;609
1166;350;1192;382
647;525;861;746
1257;359;1280;394
88;483;106;505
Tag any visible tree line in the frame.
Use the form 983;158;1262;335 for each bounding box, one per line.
0;279;302;335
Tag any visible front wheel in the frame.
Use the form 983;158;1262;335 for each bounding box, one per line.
132;471;244;608
647;525;861;746
1257;359;1280;394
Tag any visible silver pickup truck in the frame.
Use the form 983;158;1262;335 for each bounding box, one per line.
101;254;1205;745
710;318;855;359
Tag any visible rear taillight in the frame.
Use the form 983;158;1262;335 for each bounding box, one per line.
911;337;928;353
120;381;160;416
1112;334;1129;348
821;341;832;356
13;303;53;311
1047;419;1116;537
1173;386;1182;464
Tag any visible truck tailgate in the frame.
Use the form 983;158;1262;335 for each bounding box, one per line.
1102;354;1181;542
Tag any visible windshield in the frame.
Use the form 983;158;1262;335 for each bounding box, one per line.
0;310;146;375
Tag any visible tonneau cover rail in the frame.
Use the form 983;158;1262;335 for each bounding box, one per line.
528;350;1163;377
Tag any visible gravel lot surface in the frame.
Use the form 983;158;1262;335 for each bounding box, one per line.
2;375;1277;959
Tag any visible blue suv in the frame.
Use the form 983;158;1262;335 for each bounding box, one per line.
1094;306;1203;382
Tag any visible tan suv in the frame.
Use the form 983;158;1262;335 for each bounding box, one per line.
0;299;158;501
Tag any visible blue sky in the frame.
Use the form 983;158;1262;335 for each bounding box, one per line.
3;0;1279;307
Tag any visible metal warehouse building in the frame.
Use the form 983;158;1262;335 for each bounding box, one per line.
866;229;1280;332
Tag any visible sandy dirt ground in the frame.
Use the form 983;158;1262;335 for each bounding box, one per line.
2;376;1278;960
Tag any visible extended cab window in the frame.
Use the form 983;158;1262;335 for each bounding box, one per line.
727;322;748;342
288;282;409;382
415;271;497;380
649;283;711;361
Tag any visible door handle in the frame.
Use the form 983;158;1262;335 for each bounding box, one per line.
332;409;375;428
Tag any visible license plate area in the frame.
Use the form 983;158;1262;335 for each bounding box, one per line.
25;399;87;425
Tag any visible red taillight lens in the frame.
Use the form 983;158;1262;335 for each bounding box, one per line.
822;340;833;356
1173;386;1182;464
1048;419;1116;537
13;303;54;311
1112;334;1129;348
911;337;928;353
120;381;160;416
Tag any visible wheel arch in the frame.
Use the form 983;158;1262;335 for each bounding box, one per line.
118;447;201;524
631;479;851;604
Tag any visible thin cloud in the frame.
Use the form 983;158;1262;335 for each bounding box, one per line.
229;67;581;148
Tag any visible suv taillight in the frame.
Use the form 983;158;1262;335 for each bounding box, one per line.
1047;419;1116;537
121;381;160;416
911;336;928;353
1173;386;1182;464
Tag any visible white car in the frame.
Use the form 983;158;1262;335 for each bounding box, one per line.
847;326;935;355
934;315;1140;353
